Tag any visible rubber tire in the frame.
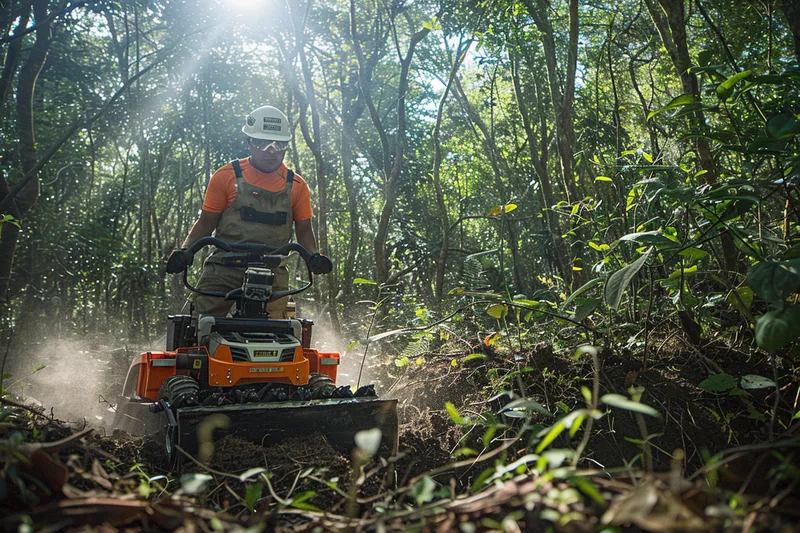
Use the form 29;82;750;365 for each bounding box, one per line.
159;374;200;409
158;375;199;470
308;372;336;398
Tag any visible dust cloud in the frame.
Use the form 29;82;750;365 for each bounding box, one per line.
299;305;387;391
3;336;141;429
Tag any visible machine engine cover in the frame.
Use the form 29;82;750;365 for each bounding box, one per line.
208;330;301;362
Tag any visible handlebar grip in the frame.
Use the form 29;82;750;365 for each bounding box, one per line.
188;236;232;254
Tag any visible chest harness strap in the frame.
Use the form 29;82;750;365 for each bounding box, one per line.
230;160;295;226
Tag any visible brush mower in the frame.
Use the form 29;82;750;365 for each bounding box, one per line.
114;237;398;470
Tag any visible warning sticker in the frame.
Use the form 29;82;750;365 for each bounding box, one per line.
193;359;203;369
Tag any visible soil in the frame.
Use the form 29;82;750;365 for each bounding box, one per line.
2;335;799;531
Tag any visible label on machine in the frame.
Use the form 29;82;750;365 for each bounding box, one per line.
249;367;284;373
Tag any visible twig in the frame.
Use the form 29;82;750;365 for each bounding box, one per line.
678;336;725;374
18;427;94;456
0;397;48;418
573;347;600;466
173;444;240;480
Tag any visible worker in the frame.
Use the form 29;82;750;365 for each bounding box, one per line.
166;104;331;317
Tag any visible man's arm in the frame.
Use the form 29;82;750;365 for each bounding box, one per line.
295;218;317;254
181;210;221;248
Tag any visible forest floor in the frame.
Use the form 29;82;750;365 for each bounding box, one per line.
1;334;799;531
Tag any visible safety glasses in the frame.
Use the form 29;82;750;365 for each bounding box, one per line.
248;138;290;152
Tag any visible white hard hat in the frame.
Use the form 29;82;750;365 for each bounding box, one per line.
242;105;292;141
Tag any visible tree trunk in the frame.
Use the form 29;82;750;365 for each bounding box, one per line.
0;0;51;303
510;45;571;283
782;0;800;66
645;0;740;274
0;2;31;109
432;37;470;308
339;67;364;304
350;0;437;286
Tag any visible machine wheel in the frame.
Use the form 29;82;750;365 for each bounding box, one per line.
308;372;336;398
158;375;199;470
159;374;200;409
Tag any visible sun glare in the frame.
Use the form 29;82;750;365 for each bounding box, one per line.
220;0;268;18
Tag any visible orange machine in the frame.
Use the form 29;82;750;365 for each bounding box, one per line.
114;237;397;470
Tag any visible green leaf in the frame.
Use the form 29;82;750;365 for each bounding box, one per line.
755;306;800;353
289;491;322;512
766;112;800;138
647;93;696;121
571;477;606;507
678;247;710;261
500;399;553;418
595;176;613;182
600;394;660;417
471;467;495;492
486;304;508;319
572;298;601;322
698;373;737;392
740;375;777;390
463;353;487;363
564;277;604;307
353;278;377;285
604;248;653;310
245;482;263;511
535;420;566;453
488;203;518;216
588;241;610;252
409;476;437;506
697;50;715;67
445;401;468;425
716;70;752;99
746;260;800;304
667;264;698;281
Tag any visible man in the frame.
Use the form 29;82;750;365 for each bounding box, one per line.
167;105;330;317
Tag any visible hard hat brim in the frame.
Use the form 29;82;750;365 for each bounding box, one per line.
242;126;292;142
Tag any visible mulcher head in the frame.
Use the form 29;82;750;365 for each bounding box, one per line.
165;397;399;468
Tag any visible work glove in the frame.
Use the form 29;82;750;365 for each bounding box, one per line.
308;253;332;274
166;248;194;274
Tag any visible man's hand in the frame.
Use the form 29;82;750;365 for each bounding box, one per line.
166;249;194;273
308;253;332;274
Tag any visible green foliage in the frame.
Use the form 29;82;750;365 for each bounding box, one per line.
698;374;738;392
755;307;800;354
603;248;653;310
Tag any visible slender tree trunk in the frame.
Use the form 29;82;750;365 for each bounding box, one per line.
510;45;570;283
0;2;31;108
645;0;740;274
350;0;438;286
523;0;580;204
339;68;364;304
432;38;470;307
783;0;800;66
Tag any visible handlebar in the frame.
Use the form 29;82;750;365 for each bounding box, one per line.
187;236;315;263
181;237;316;302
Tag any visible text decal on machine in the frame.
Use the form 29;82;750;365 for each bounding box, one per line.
249;367;284;373
254;350;279;357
